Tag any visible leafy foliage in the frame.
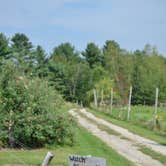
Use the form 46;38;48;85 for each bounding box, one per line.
0;33;10;58
0;63;74;148
0;33;166;106
0;33;166;148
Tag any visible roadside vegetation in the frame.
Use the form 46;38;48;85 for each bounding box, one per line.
0;63;75;148
0;126;135;166
0;32;166;165
88;107;166;145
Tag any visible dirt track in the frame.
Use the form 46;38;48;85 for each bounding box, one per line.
69;108;165;166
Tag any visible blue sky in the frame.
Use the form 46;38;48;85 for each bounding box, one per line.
0;0;166;55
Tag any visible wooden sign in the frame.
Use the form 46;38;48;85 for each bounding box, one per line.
69;155;106;166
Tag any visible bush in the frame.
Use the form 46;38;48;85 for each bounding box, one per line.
0;63;74;148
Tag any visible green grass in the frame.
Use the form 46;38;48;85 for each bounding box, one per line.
88;107;166;145
138;145;166;165
0;126;134;166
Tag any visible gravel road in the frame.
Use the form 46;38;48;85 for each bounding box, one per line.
69;108;165;166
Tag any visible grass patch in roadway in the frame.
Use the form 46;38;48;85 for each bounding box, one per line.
138;145;166;165
77;111;121;136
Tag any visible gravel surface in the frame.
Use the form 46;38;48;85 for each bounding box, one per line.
69;108;165;166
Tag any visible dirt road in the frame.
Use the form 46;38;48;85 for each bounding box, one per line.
69;108;165;166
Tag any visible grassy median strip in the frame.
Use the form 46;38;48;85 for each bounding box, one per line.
138;145;166;165
77;111;121;136
78;110;133;141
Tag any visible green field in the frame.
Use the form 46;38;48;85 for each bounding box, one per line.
0;126;134;166
89;105;166;145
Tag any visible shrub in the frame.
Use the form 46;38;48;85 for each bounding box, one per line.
0;63;74;148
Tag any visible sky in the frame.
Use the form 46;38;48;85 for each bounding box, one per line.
0;0;166;55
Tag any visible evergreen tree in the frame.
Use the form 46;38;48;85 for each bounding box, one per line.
82;42;104;68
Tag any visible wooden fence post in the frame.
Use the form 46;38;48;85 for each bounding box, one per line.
154;87;159;115
93;89;98;107
101;89;104;104
41;152;54;166
154;88;159;128
127;86;132;121
81;101;83;107
110;88;113;115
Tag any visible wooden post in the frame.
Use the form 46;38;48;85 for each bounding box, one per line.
100;89;104;111
127;86;132;121
154;87;159;115
154;88;159;128
41;152;54;166
8;110;14;148
101;89;104;104
81;101;83;107
93;89;98;107
110;88;113;115
96;90;98;106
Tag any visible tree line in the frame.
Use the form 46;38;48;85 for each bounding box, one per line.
0;32;166;148
0;32;166;106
